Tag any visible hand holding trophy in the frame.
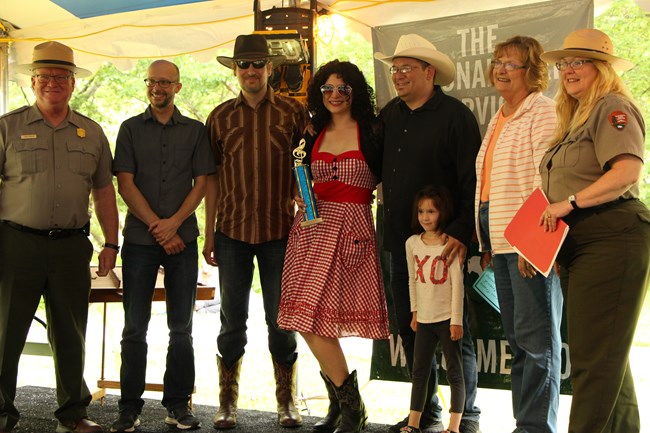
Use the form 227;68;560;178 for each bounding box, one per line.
292;138;323;227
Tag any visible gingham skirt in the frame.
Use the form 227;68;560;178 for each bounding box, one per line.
278;199;390;339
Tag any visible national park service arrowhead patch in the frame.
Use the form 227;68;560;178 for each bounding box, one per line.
608;111;627;130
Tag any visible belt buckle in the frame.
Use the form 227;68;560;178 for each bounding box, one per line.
48;229;65;239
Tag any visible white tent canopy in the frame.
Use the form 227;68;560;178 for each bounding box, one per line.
2;0;615;74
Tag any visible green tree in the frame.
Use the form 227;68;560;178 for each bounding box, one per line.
596;0;650;204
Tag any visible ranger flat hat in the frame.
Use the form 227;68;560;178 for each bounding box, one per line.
15;41;92;77
540;28;633;72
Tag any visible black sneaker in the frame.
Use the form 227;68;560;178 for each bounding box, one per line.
390;416;445;433
110;410;141;433
459;419;480;433
165;406;201;430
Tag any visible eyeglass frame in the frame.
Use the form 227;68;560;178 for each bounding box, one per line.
491;60;527;71
320;84;353;97
33;73;73;84
555;59;594;71
144;78;179;88
389;65;424;75
235;59;269;69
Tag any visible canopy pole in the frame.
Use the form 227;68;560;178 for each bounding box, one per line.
0;22;8;115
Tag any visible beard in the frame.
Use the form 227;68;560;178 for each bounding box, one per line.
149;91;173;109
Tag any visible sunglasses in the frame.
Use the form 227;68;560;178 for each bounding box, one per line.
235;59;269;69
320;84;353;97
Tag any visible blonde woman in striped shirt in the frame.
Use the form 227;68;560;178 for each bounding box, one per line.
474;36;563;433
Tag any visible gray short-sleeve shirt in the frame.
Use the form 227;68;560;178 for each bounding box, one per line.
113;106;215;245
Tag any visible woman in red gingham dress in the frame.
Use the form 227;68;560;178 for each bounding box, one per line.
278;60;389;433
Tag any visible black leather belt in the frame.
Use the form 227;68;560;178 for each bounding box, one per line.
1;220;90;239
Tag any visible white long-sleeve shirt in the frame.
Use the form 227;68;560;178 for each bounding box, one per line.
406;234;464;325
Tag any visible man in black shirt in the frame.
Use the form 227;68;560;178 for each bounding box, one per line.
375;34;482;433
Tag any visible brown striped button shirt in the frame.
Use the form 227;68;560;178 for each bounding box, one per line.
206;86;308;244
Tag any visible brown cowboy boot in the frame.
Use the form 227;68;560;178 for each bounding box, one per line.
272;356;303;428
313;371;342;433
213;356;242;429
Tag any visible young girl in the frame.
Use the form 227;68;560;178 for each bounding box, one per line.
400;185;465;433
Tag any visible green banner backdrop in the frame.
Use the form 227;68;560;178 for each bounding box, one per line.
369;0;594;394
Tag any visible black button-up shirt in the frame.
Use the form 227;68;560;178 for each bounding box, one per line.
380;86;481;252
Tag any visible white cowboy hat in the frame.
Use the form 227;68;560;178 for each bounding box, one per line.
15;41;92;77
540;28;633;72
374;34;456;85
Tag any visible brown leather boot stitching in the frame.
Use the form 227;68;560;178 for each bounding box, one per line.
273;357;303;428
212;356;242;429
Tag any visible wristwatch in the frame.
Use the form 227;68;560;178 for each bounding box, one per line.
568;194;580;210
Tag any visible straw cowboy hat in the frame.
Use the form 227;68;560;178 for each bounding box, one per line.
217;34;286;69
374;33;456;85
15;41;92;77
540;28;634;72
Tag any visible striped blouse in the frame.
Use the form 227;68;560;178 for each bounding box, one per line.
474;91;557;254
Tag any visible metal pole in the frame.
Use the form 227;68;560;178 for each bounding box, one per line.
0;23;9;115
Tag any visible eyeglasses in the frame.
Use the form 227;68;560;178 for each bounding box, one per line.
144;79;178;88
34;74;72;84
389;65;422;75
320;84;353;97
555;59;594;71
235;59;268;69
491;60;527;71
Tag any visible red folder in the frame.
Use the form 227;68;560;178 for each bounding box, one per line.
504;188;569;277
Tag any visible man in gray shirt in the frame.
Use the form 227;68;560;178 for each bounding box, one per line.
111;60;214;432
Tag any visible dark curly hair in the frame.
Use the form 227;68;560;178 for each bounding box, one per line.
307;60;377;132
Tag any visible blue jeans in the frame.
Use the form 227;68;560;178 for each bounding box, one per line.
492;254;563;433
215;231;297;368
478;201;491;251
119;241;198;412
390;251;481;423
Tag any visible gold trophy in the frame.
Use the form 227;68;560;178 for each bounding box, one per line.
292;138;323;227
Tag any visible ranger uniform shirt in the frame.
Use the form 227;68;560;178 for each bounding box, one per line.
541;94;645;203
0;104;113;229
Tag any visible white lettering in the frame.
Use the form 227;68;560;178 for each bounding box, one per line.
456;61;472;90
500;340;512;374
389;333;407;368
472;59;487;89
457;25;499;56
476;338;498;373
450;59;492;91
461;96;502;125
457;28;470;57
